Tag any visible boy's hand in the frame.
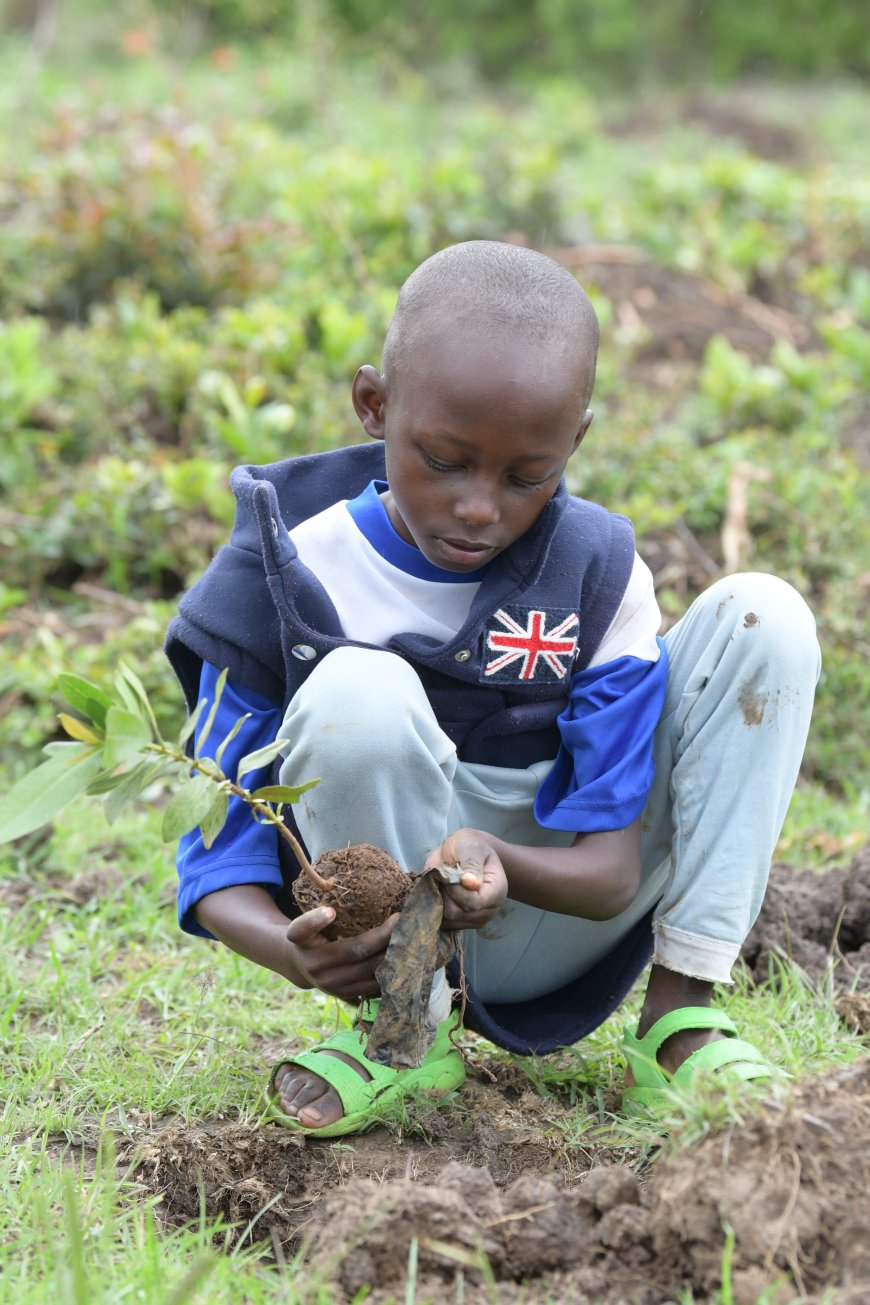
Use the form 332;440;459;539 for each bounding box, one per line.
424;828;508;930
285;907;399;1002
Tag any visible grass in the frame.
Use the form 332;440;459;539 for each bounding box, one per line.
1;789;865;1302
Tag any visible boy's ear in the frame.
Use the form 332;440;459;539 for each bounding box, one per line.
351;366;387;441
570;409;593;454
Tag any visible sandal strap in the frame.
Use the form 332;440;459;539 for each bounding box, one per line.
671;1037;772;1085
627;1006;739;1058
308;1027;397;1085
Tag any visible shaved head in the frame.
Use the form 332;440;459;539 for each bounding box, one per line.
382;240;599;405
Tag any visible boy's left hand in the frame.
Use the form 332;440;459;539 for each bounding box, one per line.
424;827;508;930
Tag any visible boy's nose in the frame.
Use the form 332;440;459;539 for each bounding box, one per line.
453;480;501;528
453;488;500;527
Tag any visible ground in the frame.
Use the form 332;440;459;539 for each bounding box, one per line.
101;849;870;1304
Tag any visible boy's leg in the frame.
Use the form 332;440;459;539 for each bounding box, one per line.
635;573;821;1076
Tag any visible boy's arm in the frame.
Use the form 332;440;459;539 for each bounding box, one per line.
193;886;396;1000
181;663;399;1000
432;557;662;927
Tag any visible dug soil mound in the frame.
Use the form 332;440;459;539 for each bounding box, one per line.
132;1061;870;1303
551;246;819;364
127;848;870;1301
743;845;870;995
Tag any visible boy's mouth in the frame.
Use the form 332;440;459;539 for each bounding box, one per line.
435;536;497;566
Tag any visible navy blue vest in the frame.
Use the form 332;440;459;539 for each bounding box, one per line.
165;442;655;1053
166;442;636;762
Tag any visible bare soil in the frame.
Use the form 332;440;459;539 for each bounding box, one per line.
743;844;870;993
124;846;870;1303
551;245;820;367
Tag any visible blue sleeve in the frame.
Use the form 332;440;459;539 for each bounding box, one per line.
176;662;284;938
533;638;669;833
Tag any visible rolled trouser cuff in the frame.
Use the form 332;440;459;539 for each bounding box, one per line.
652;922;739;985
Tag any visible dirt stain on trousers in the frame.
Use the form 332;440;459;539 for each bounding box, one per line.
738;665;769;726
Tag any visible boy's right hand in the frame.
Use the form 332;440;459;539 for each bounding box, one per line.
285;906;399;1002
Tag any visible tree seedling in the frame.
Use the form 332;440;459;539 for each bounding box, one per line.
0;663;409;934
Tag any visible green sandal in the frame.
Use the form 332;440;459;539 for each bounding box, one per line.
264;1000;466;1137
622;1007;774;1114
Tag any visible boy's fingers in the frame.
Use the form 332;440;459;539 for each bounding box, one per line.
286;905;335;944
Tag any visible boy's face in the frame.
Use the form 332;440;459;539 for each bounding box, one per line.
352;330;592;573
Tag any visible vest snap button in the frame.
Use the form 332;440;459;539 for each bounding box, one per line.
454;649;472;662
271;516;280;536
291;644;317;661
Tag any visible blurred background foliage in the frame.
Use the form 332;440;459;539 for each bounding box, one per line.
0;0;868;814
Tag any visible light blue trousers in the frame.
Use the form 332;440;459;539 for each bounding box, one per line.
278;574;820;1003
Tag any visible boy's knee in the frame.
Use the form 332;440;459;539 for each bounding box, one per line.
281;646;432;746
704;573;820;681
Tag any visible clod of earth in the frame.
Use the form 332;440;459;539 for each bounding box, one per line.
292;843;412;939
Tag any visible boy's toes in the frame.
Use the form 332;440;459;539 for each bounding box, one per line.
275;1066;320;1112
273;1052;372;1128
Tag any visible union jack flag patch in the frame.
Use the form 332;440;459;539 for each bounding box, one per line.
482;606;579;683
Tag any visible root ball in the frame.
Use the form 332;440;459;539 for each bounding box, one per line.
292;843;412;939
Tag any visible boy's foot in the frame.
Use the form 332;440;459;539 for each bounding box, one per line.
622;1007;773;1113
273;1030;373;1128
623;1013;725;1087
265;1000;466;1137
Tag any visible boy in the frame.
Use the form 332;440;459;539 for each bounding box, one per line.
167;241;820;1133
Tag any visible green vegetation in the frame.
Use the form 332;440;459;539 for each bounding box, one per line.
1;44;867;789
1;9;868;1302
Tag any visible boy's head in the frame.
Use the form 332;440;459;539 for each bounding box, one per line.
352;240;599;573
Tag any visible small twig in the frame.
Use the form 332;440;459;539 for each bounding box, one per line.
70;582;144;616
45;1016;106;1092
485;1201;559;1228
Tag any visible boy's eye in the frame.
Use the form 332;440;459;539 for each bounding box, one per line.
423;454;459;474
423;452;548;490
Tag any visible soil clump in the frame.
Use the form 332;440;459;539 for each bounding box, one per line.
292;843;412;939
129;1058;870;1303
743;845;870;992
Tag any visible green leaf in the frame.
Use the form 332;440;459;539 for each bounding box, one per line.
194;668;228;757
43;741;93;757
162;775;224;842
57;673;114;730
113;671;142;717
117;661;160;738
250;779;319;804
86;769;129;796
177;697;207;750
214;712;251;769
103;707;152;769
199;790;229;848
104;759;168;825
236;739;286;783
0;748;104;843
